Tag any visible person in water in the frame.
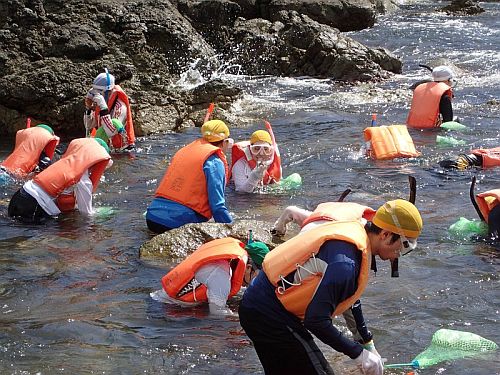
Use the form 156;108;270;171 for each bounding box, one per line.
145;120;234;233
439;147;500;170
151;238;270;315
1;124;60;182
83;69;135;151
407;65;456;129
473;189;500;240
240;199;423;375
231;130;282;192
8;138;112;223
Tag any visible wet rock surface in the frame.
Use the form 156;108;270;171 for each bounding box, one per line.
1;0;402;137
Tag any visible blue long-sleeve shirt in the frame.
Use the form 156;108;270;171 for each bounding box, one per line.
241;240;367;359
146;154;232;228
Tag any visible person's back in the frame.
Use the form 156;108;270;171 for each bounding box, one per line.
146;120;233;233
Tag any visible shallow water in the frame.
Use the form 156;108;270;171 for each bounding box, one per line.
1;1;499;374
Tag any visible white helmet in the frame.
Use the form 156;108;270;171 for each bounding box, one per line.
92;68;115;91
432;66;455;82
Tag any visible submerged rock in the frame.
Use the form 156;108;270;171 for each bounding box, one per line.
139;219;282;260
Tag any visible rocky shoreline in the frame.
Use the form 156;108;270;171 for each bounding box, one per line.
0;0;482;138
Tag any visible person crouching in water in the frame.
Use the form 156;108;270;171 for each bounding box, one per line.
231;130;282;192
1;124;60;183
151;238;270;315
8;138;112;223
145;120;234;234
83;69;135;151
239;200;423;375
407;65;456;129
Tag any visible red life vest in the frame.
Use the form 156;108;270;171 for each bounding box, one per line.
155;138;229;219
407;82;452;129
301;202;376;228
364;125;420;160
161;237;248;303
471;147;500;168
33;138;111;212
1;127;59;178
230;141;282;184
476;190;500;224
263;221;370;319
94;85;135;149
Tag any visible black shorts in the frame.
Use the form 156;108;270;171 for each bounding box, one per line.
238;304;334;375
146;219;172;234
8;188;50;224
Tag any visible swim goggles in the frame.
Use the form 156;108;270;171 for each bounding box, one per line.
250;144;274;156
387;203;418;256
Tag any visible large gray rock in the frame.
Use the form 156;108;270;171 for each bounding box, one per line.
140;220;282;260
227;11;402;80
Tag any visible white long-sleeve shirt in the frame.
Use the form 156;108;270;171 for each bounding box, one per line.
231;158;267;193
83;97;128;132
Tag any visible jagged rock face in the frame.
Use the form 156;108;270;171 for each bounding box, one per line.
139;220;282;260
227;11;402;80
441;0;485;15
1;0;403;136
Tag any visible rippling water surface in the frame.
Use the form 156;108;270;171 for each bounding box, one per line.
1;1;499;374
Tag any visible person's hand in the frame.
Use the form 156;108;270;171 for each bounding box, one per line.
255;162;268;174
84;97;95;109
92;93;108;111
362;340;381;358
354;349;384;375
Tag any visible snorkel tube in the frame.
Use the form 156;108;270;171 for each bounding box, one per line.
204;103;215;123
104;68;111;103
470;175;485;221
264;120;281;183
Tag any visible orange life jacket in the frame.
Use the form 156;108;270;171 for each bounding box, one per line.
301;202;376;228
161;237;248;303
1;127;59;178
263;220;370;320
471;147;500;168
363;125;420;160
476;190;500;224
407;82;452;129
33;138;111;212
155;138;229;219
230;141;282;184
94;85;135;149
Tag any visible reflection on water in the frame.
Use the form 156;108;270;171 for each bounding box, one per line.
1;2;500;374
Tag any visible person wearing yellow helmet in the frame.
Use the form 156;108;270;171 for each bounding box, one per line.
146;120;234;233
231;129;282;192
8;138;112;223
239;199;423;375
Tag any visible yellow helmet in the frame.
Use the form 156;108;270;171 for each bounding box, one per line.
372;199;423;238
201;120;230;142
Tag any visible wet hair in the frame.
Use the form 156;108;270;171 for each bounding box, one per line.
210;140;224;147
365;221;400;244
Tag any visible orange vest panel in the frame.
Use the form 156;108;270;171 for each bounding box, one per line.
364;125;420;160
155;138;228;219
407;82;452;129
476;189;500;224
1;127;59;178
161;238;247;303
263;221;370;319
301;202;376;228
34;138;111;211
94;85;135;149
472;147;500;169
231;141;282;184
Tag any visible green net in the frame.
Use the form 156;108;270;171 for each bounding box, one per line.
448;217;489;237
266;173;302;193
440;121;468;131
436;135;467;147
413;329;498;368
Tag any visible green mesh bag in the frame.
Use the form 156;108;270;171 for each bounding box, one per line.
436;135;467;147
440;121;468;131
386;329;498;369
448;217;489;237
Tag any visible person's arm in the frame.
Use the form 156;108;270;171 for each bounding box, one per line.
195;261;234;315
204;155;232;223
272;206;313;236
74;170;94;215
303;242;364;359
439;94;454;123
110;98;128;126
232;158;267;193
